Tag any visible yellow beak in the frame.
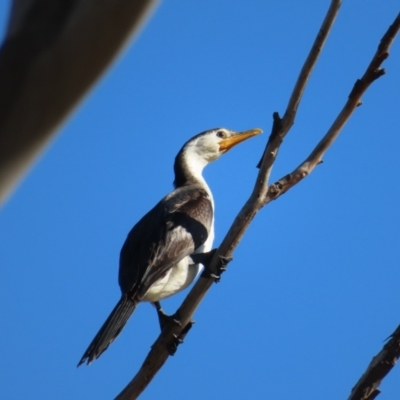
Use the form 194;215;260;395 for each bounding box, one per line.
219;128;262;153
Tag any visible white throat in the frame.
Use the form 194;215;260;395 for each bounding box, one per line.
181;148;213;202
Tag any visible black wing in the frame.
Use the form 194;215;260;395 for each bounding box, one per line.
118;184;213;299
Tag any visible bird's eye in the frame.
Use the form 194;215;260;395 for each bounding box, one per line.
216;130;225;138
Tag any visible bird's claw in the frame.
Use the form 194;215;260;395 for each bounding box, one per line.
199;250;233;283
153;304;194;355
157;309;182;331
167;319;194;356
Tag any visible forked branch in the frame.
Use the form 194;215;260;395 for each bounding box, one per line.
115;5;400;400
115;1;341;398
265;12;400;205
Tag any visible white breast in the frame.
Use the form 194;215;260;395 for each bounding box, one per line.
141;219;215;303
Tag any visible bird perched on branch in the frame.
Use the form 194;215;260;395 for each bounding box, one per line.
78;127;262;366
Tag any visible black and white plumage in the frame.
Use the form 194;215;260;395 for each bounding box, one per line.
78;127;262;366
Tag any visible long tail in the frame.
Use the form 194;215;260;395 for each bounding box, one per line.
78;296;137;366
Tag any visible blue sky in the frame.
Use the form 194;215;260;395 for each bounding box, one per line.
1;1;400;399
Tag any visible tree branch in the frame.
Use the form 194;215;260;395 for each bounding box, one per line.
115;1;341;399
257;0;342;172
115;6;400;400
347;324;400;400
265;12;400;205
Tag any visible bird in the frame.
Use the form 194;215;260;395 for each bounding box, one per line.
78;127;262;366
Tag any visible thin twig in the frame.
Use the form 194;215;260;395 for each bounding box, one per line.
265;12;400;206
262;14;400;399
115;1;341;399
256;0;342;171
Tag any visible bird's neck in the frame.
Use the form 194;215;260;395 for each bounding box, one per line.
173;151;212;197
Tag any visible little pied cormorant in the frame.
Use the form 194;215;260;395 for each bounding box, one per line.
78;127;262;366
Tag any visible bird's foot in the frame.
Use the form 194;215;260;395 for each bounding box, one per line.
153;303;194;355
154;303;181;331
193;249;233;282
168;315;194;356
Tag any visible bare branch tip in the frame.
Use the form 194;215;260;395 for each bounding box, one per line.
272;111;281;121
370;68;386;84
256;111;283;169
376;68;386;78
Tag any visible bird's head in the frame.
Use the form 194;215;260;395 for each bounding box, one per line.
174;127;262;187
181;127;263;163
